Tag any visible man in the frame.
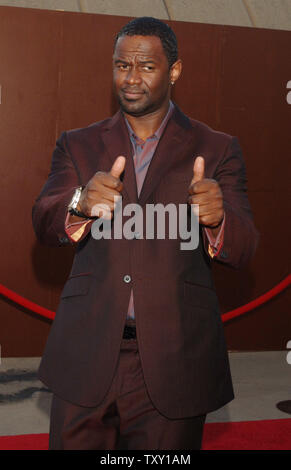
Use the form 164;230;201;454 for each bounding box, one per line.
32;17;258;450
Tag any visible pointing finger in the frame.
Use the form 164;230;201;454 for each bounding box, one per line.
110;156;126;179
191;156;205;185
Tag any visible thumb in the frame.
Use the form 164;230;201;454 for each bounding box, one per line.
110;156;126;179
192;156;205;184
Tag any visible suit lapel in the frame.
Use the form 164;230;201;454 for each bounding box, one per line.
138;104;194;207
101;111;138;204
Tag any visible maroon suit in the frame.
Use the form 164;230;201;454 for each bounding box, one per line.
32;104;258;422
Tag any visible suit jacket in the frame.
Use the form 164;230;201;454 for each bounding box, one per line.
32;103;259;418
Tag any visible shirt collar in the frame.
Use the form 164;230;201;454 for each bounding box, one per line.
124;100;174;144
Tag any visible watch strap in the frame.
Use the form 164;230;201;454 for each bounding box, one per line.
68;186;95;220
68;207;95;219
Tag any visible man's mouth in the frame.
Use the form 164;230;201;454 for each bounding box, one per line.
121;89;144;100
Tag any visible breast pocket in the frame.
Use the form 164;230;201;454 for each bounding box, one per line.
156;174;190;205
60;273;92;299
184;281;219;312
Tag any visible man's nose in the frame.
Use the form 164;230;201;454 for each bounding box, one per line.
126;66;142;84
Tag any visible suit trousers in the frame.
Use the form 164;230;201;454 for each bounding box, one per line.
48;338;206;450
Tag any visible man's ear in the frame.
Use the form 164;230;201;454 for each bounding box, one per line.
170;59;182;85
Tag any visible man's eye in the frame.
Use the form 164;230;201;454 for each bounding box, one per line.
117;64;129;70
142;66;154;71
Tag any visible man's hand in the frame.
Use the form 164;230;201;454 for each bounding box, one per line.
79;156;126;220
188;156;224;230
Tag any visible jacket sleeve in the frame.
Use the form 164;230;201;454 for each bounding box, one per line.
212;136;259;269
32;132;82;247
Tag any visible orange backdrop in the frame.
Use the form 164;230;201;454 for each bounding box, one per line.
0;6;290;356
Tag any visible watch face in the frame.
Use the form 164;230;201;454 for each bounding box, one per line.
69;187;82;210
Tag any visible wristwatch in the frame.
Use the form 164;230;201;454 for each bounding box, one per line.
68;186;93;219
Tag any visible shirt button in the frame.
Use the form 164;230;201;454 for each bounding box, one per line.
123;275;131;283
59;236;69;244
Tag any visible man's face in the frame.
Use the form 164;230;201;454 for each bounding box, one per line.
113;35;175;117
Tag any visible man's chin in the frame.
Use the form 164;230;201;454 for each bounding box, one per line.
118;97;152;117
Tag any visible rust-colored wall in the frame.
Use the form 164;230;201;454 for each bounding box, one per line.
0;6;290;356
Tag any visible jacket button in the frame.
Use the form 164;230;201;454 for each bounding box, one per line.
123;275;131;283
220;250;228;259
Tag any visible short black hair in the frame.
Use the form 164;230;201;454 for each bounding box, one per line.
114;17;178;67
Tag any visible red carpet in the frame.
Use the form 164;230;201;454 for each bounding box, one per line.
0;419;290;450
202;419;291;450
